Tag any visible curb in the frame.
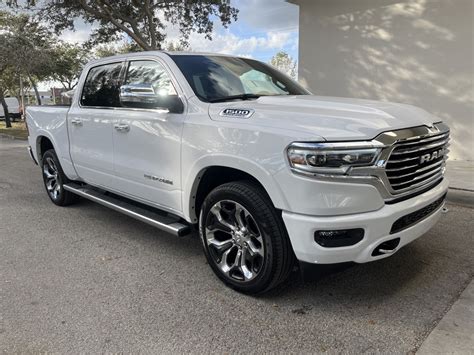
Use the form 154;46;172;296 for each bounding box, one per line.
446;188;474;208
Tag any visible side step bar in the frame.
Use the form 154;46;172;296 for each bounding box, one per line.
63;183;191;237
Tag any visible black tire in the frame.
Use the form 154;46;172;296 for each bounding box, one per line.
41;149;79;206
199;181;295;294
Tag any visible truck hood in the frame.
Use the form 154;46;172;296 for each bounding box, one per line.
208;95;438;141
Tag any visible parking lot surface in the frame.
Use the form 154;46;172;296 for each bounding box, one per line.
1;137;473;353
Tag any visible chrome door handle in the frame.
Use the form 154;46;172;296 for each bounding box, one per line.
71;118;83;126
114;123;130;132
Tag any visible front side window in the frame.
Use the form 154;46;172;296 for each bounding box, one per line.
121;60;179;110
170;55;309;103
81;62;123;107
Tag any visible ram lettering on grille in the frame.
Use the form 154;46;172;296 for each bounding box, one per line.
385;132;449;192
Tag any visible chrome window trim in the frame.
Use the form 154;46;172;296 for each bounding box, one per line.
289;122;450;202
78;57;187;114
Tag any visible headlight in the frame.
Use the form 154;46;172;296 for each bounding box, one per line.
287;142;381;175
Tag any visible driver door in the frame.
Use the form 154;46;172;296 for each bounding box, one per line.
111;59;186;213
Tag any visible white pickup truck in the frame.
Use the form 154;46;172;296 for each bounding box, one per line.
26;52;449;294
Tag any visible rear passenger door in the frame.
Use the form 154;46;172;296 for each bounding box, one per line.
68;61;125;188
111;59;186;213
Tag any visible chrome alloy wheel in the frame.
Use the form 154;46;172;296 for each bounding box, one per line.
43;157;61;200
204;200;265;282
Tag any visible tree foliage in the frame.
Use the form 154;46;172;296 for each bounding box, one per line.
0;31;17;127
0;11;57;105
9;0;239;50
0;10;89;109
270;51;297;80
51;43;89;90
92;41;142;59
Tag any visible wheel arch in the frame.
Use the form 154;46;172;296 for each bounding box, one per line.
184;161;289;223
36;134;56;163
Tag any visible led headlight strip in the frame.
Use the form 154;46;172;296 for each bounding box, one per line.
287;142;382;175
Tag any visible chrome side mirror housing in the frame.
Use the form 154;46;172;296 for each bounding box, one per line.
119;83;184;113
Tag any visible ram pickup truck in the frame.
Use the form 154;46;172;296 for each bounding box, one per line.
26;52;449;294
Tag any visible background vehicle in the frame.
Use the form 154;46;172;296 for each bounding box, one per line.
25;52;449;294
0;97;21;121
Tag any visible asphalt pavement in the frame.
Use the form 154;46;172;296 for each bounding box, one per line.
1;136;473;353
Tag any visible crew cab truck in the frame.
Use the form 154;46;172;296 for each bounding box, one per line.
26;52;449;294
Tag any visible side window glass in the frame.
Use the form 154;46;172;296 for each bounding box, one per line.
81;63;123;107
121;60;179;110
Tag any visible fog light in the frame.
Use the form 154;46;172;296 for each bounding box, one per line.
314;228;364;248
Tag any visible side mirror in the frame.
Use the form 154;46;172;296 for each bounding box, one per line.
119;84;184;113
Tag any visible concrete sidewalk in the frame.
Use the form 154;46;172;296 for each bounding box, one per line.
446;160;474;208
419;163;473;354
418;280;474;354
446;160;474;191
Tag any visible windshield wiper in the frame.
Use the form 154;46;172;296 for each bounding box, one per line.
208;94;261;103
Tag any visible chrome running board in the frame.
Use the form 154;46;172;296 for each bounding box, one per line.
63;183;191;237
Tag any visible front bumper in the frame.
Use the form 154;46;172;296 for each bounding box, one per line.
282;178;448;264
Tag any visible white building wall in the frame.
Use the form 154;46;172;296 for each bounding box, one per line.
292;0;473;161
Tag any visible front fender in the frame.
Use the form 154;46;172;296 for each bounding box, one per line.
182;155;290;223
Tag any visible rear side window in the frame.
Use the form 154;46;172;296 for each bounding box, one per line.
81;62;123;107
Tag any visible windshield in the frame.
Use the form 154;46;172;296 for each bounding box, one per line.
170;55;309;102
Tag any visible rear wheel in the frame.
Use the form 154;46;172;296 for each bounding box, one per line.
41;149;79;206
199;181;294;294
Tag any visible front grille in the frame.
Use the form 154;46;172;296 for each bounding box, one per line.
390;193;446;234
385;131;449;192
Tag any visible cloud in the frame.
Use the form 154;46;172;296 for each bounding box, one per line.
53;0;300;61
60;29;93;43
182;30;294;56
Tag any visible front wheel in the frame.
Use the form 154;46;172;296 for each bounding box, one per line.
199;181;294;294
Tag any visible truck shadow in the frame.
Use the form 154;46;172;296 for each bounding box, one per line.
70;198;430;304
265;245;428;301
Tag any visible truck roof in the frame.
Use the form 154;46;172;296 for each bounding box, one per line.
87;51;241;65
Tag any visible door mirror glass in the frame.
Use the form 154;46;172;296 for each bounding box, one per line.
121;60;184;113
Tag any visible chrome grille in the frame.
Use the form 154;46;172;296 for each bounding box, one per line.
385;131;449;192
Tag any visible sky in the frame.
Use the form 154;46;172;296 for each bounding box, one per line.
59;0;300;63
28;0;299;91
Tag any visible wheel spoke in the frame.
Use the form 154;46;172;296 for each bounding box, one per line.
46;158;57;174
207;237;233;254
230;248;242;273
218;247;234;274
43;167;54;179
234;204;246;229
240;247;254;280
46;179;55;191
247;241;263;258
210;203;237;232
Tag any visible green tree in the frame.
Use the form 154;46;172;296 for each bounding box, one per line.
0;35;15;127
270;51;297;80
1;12;56;105
8;0;238;51
92;41;142;59
51;43;89;90
165;41;190;52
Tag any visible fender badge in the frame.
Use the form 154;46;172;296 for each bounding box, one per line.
219;108;254;119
